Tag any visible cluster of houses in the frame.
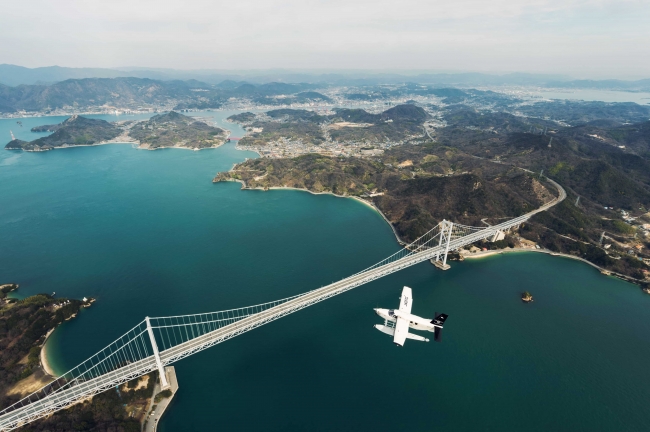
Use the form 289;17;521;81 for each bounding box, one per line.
52;300;72;309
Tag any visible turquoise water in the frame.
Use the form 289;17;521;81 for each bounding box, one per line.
2;113;650;431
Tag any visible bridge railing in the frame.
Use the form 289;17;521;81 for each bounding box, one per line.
0;320;154;419
148;293;309;352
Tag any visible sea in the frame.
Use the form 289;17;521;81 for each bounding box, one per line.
529;89;650;104
499;88;650;104
2;111;650;431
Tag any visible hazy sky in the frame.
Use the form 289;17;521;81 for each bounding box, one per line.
2;0;649;78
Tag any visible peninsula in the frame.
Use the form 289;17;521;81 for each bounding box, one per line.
0;290;92;405
0;287;164;431
217;102;650;281
214;153;554;243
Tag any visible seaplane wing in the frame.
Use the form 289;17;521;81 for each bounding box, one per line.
393;287;413;346
398;286;412;313
393;316;410;346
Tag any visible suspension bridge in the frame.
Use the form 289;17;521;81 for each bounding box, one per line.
0;178;565;431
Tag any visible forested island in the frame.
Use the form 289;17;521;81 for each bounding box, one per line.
128;111;227;150
4;111;228;151
6;116;121;151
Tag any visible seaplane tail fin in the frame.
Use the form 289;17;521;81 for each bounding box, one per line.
431;313;448;327
432;313;448;342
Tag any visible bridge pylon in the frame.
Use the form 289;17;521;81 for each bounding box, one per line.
146;317;170;390
432;220;453;270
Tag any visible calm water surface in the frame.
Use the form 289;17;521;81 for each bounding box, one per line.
1;112;650;431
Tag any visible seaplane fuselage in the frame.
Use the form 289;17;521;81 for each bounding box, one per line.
374;308;437;332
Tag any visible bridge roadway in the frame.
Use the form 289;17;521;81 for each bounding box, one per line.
0;179;565;431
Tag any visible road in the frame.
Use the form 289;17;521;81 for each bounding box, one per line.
144;366;178;432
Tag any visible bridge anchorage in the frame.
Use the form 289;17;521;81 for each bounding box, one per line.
0;178;565;431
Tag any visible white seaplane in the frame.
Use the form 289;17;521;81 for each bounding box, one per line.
374;286;448;347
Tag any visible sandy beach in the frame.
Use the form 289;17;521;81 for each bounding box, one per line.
40;329;57;377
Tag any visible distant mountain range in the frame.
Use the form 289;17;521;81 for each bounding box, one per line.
1;64;649;90
0;77;322;113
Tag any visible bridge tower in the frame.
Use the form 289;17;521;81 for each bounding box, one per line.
146;317;171;390
432;220;453;270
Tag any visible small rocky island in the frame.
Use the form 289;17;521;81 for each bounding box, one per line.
5;111;228;152
522;291;534;302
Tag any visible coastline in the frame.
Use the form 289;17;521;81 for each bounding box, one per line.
463;247;645;285
40;329;57;378
217;178;405;244
215;167;641;288
234;144;261;157
7;139;229;153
